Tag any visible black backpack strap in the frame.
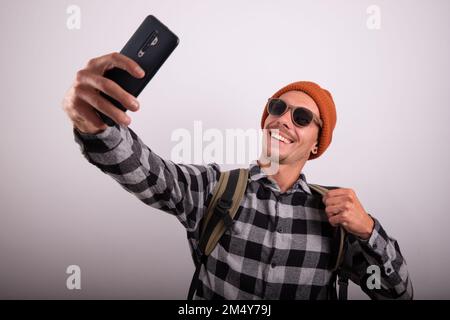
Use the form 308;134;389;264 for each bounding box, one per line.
187;255;206;300
187;168;248;300
338;270;349;300
328;271;338;300
337;236;352;300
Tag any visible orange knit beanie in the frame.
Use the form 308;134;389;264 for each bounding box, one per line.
260;81;337;160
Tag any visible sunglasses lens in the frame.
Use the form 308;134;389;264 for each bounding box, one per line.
293;108;313;127
268;99;287;116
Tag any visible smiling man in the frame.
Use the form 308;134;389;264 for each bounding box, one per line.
260;84;376;240
63;52;413;300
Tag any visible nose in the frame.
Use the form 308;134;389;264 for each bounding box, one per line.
276;108;293;129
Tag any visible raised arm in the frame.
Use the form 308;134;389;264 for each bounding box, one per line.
62;52;221;233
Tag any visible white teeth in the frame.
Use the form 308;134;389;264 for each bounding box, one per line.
270;131;292;144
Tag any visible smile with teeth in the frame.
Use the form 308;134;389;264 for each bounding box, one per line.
270;130;293;144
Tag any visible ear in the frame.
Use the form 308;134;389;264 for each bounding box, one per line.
311;142;319;154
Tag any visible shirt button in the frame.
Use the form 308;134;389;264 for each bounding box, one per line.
277;228;282;233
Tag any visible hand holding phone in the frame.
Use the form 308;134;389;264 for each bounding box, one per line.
63;15;179;133
99;15;179;126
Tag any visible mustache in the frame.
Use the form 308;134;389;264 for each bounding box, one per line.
265;124;297;142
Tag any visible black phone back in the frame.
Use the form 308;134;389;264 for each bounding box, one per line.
100;15;179;125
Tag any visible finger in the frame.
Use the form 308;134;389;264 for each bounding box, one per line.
323;188;352;202
325;204;343;218
105;52;146;78
80;71;140;112
87;52;145;78
76;85;131;126
323;194;352;207
329;214;345;227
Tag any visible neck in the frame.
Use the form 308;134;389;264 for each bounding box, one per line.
258;158;307;193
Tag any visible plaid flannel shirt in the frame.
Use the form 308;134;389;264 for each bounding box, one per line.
73;124;413;300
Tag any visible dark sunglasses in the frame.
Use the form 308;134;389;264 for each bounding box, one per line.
266;98;323;128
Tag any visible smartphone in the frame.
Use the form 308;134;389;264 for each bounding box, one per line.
99;15;179;126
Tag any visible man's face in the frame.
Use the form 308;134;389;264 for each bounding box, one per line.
263;90;321;164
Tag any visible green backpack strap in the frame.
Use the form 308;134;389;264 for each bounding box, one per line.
187;168;249;300
309;183;349;300
200;168;249;256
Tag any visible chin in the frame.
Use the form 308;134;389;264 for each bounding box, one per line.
263;149;289;163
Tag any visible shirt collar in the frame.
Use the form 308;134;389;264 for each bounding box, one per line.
248;160;312;195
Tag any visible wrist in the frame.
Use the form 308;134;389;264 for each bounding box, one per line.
358;214;375;240
74;124;108;135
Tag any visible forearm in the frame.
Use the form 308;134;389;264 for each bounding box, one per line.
73;124;221;230
346;217;413;299
73;124;148;185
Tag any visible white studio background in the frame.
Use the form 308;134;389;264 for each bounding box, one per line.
0;0;449;299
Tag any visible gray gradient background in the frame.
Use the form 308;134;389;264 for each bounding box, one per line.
1;0;449;299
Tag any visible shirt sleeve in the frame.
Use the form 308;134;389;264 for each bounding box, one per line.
342;216;414;300
72;124;221;236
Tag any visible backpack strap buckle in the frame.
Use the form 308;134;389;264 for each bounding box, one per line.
215;198;233;228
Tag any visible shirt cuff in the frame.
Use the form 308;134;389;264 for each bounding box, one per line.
357;216;387;254
73;125;123;154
